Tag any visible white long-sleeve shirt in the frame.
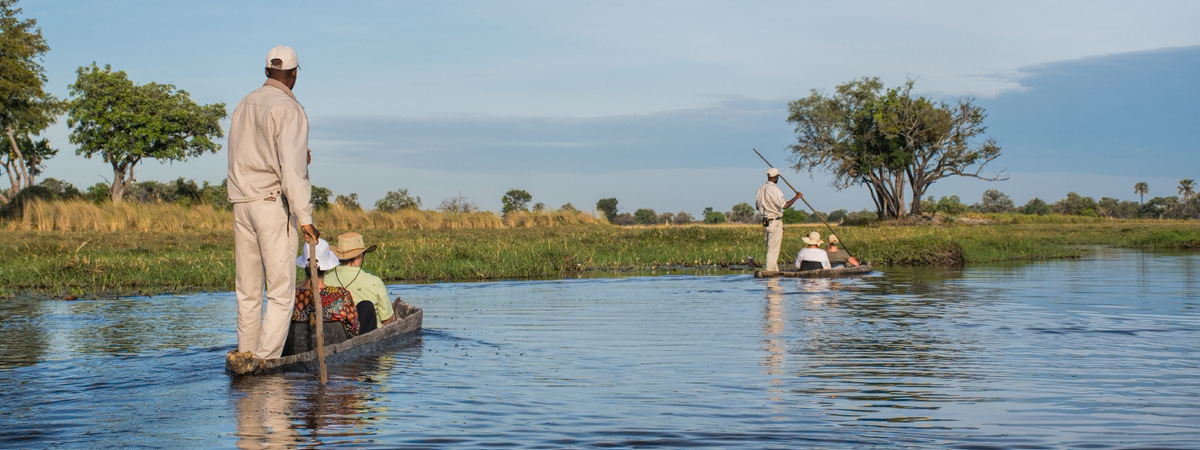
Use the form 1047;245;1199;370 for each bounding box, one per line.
795;248;831;269
755;181;785;219
226;79;313;225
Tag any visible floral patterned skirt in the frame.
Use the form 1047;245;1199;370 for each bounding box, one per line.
293;287;360;337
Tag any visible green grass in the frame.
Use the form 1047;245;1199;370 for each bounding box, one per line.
2;220;1197;298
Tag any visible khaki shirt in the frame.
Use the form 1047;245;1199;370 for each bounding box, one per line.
226;79;313;225
324;266;394;328
755;181;785;220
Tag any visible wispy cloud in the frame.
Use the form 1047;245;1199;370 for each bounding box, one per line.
309;97;796;175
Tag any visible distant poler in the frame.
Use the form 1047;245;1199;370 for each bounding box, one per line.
754;167;803;272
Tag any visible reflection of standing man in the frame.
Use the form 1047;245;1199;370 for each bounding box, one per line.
228;45;320;359
755;168;802;272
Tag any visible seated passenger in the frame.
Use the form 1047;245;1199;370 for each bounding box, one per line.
795;231;831;271
325;232;395;334
825;234;860;268
293;238;360;337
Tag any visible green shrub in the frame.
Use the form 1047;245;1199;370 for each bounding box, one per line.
781;207;808;224
842;209;878;226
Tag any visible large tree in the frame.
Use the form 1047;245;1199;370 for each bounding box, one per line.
0;0;65;202
67;63;226;202
787;77;1005;219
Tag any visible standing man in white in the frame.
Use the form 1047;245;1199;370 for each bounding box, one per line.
754;167;802;272
227;45;320;359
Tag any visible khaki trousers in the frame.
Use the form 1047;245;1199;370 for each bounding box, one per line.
233;199;298;359
763;220;782;271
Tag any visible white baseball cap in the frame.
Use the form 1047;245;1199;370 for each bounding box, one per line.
296;238;340;271
766;167;780;177
265;45;299;70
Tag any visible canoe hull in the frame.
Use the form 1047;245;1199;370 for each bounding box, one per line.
754;265;873;279
226;307;422;376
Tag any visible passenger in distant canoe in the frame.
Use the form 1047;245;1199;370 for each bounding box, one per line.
825;234;860;268
293;239;360;337
755;167;804;272
795;231;831;271
325;232;395;334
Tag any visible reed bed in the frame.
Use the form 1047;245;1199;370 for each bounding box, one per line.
12;200;231;232
5;200;605;232
2;219;1197;298
315;204;504;230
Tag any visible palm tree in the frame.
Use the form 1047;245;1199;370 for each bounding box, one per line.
1179;179;1195;216
1134;182;1148;205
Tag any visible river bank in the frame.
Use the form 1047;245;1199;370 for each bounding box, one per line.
2;220;1196;298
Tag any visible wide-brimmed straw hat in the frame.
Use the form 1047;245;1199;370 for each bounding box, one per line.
296;238;340;271
331;232;378;260
801;231;824;246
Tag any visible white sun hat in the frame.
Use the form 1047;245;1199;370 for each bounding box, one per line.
766;167;780;177
801;231;824;246
296;238;340;271
265;45;299;70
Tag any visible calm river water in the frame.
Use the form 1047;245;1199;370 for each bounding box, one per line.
2;248;1199;448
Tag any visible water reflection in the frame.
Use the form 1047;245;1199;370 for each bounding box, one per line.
229;343;419;448
232;376;301;449
786;271;987;425
0;299;50;369
2;249;1199;448
761;279;785;409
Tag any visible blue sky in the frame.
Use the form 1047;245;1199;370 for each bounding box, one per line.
24;1;1200;214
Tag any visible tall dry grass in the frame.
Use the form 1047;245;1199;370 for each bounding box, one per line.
316;203;504;230
501;209;604;228
6;199;607;232
12;200;231;232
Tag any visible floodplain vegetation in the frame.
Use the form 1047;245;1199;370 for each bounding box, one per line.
1;200;1198;298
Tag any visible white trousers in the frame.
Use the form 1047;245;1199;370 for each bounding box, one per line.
233;199;298;359
763;220;782;271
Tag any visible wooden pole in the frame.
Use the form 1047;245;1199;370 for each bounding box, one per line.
305;237;328;384
751;148;854;257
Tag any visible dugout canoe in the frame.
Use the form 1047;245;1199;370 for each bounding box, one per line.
226;298;422;376
753;265;873;279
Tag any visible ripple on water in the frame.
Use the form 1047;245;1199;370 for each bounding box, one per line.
0;248;1198;448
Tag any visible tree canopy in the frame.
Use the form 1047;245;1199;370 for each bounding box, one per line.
786;77;1004;219
1134;182;1148;205
67;63;226;202
977;189;1015;213
0;0;65;202
633;208;657;225
376;188;421;212
437;193;478;214
501;189;532;214
595;197;618;223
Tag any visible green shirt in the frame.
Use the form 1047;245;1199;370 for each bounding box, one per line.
827;248;851;265
324;266;394;328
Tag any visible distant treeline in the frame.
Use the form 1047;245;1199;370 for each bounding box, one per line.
923;188;1197;220
0;179;598;225
3;178;1196;228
